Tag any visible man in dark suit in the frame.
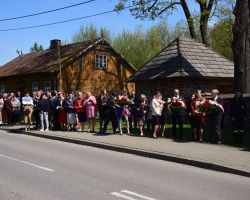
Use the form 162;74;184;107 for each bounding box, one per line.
230;89;247;146
102;92;118;135
171;89;186;140
208;89;224;144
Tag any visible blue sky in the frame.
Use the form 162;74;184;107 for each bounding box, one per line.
0;0;197;65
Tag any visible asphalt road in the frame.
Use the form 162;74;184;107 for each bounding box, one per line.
0;129;250;200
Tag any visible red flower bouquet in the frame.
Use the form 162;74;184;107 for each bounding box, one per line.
199;100;224;113
169;98;186;112
115;96;133;106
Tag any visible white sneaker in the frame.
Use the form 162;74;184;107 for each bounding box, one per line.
45;129;49;132
40;129;44;131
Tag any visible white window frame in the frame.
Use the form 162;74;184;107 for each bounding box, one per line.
95;54;107;69
32;82;38;92
0;85;6;94
44;81;51;92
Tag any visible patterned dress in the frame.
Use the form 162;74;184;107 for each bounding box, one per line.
84;96;97;119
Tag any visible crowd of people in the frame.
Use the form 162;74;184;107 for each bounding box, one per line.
0;88;247;146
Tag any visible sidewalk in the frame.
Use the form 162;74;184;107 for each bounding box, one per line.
1;125;250;177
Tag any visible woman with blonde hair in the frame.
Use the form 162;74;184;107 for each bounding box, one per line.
84;91;97;132
22;91;33;131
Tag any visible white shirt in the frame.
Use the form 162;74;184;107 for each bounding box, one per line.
22;96;33;106
214;95;218;101
151;98;164;116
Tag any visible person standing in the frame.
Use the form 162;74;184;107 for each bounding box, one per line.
84;92;97;133
0;95;4;125
37;95;49;131
97;89;109;134
129;91;138;129
102;92;118;135
2;93;8;125
33;91;42;130
208;89;224;144
170;89;186;140
22;92;33;131
151;91;165;138
16;91;23;124
65;92;76;131
6;93;14;126
145;95;153;135
74;92;86;132
135;94;147;136
191;90;206;142
186;93;196;140
11;95;21;125
122;90;131;135
230;89;247;146
56;92;67;131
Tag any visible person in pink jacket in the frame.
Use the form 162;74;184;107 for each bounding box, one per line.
84;92;97;132
0;95;4;125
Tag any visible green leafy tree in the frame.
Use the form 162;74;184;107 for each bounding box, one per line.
115;0;223;46
30;42;43;53
210;20;233;60
72;23;112;43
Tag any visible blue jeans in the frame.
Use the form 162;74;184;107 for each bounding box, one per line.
39;112;49;130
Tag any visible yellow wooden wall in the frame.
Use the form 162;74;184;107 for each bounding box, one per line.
59;45;135;95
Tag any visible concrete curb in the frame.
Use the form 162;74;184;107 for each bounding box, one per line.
24;131;250;178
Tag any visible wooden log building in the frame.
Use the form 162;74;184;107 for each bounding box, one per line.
128;37;234;98
0;38;136;95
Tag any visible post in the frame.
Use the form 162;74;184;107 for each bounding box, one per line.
57;42;62;91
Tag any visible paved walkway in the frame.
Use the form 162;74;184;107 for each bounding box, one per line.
1;125;250;177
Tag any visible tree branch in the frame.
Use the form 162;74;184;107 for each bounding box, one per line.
147;0;159;11
157;2;181;16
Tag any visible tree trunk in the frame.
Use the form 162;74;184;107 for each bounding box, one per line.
180;0;197;39
200;18;210;46
233;0;250;93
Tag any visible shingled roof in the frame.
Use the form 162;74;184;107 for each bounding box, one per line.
128;37;234;82
0;38;135;78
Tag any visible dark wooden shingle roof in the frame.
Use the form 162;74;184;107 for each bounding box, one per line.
0;38;136;78
128;37;234;82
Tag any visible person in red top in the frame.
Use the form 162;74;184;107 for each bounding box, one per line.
74;92;86;132
191;89;206;142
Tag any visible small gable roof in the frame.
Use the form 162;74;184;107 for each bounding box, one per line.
128;37;234;82
0;38;136;78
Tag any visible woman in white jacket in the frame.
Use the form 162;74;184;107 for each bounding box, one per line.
151;91;165;138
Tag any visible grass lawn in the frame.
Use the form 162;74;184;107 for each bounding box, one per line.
95;118;250;146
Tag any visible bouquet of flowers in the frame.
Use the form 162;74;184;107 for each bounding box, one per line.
199;100;224;113
168;98;186;112
115;96;133;106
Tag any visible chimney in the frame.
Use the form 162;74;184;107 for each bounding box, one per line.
50;39;61;50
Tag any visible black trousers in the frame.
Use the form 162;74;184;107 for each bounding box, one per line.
172;114;184;140
33;109;41;129
208;115;223;143
103;110;117;134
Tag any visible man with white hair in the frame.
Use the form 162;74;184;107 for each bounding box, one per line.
208;89;224;144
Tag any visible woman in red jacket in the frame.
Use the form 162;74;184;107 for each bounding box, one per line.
74;92;86;132
191;89;206;142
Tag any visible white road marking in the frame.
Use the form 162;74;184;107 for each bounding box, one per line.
121;190;157;200
0;153;55;172
111;192;138;200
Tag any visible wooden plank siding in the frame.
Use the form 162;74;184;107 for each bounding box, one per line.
58;44;135;95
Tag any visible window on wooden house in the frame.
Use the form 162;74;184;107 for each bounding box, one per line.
95;54;107;69
0;85;6;94
76;57;83;71
32;82;38;92
44;81;51;92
